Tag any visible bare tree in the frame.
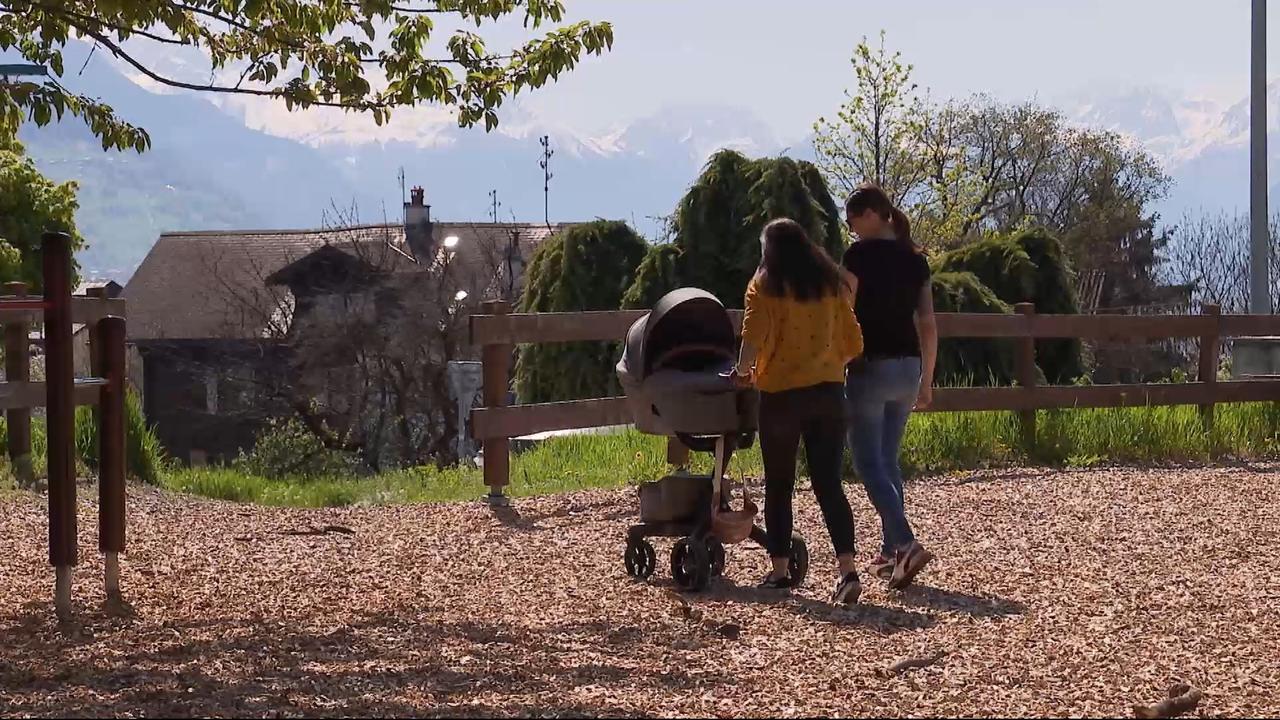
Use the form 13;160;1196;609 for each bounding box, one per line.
193;208;508;470
1164;209;1280;313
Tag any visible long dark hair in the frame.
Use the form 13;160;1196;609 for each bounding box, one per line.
756;218;843;301
845;183;918;252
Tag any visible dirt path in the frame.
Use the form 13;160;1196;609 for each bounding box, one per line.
2;466;1279;717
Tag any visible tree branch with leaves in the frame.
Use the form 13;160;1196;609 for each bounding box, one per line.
0;0;613;151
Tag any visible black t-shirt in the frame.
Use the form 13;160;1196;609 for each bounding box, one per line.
841;238;930;358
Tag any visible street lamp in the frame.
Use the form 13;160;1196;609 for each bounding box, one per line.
443;235;460;249
1236;0;1274;377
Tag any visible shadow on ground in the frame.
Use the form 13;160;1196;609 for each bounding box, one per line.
0;604;715;718
898;584;1026;618
695;579;939;632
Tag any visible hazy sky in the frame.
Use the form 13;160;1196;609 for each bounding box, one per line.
8;0;1278;147
504;0;1280;142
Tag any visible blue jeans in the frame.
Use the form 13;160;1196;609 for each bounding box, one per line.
845;356;920;555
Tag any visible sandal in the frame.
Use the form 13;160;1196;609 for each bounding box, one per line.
832;572;863;605
758;573;793;590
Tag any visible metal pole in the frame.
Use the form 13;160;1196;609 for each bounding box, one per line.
1250;0;1269;314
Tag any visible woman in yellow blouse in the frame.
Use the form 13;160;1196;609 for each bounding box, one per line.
733;218;865;605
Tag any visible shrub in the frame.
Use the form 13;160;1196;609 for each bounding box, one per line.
934;229;1083;383
515;220;648;403
234;417;361;481
125;390;166;484
2;389;164;484
931;271;1015;385
76;390;167;484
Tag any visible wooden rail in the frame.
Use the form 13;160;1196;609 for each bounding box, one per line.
3;232;128;618
468;299;1280;497
0;296;123;325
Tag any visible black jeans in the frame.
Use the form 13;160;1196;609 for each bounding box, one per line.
758;382;856;559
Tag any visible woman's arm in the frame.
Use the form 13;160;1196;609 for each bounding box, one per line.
840;267;857;301
735;278;769;385
914;280;938;409
734;341;759;387
839;273;863;362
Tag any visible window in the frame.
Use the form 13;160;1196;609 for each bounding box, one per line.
218;365;258;415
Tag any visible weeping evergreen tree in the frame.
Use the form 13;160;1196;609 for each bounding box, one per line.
799;160;847;253
1013;229;1084;383
623;150;845;309
515;221;647;403
621;243;681;310
930;272;1016;385
933;228;1083;383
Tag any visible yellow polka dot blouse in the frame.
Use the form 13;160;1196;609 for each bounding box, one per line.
740;276;864;393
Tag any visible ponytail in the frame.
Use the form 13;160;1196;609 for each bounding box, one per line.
845;182;920;253
889;206;915;251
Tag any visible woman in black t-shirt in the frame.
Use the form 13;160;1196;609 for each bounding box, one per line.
841;183;936;590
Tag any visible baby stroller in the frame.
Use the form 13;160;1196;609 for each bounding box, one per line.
616;288;809;592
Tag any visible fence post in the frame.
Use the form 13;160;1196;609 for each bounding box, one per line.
4;281;33;488
1014;303;1038;453
85;286;104;469
86;285;104;386
480;300;512;506
42;231;76;619
1198;304;1222;435
97;316;127;603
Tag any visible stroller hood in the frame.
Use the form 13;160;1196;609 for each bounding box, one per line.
619;288;736;382
617;288;755;438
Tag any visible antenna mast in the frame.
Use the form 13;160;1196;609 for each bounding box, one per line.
539;135;554;230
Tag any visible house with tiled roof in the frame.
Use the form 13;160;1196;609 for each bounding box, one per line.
124;188;568;465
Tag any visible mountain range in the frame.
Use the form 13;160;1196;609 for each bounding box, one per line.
13;42;1280;281
1062;83;1280;220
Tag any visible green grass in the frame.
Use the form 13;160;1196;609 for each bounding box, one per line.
903;402;1280;472
1;389;166;486
48;402;1280;508
160;430;714;507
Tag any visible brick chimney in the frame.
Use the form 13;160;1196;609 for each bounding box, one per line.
404;185;434;262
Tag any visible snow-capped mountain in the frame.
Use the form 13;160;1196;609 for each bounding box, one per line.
1062;86;1229;165
14;37;1280;280
1062;83;1280;219
14;42;790;277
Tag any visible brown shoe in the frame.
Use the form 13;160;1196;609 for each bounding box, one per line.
888;541;933;590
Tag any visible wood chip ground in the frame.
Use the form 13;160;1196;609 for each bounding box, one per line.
2;465;1278;717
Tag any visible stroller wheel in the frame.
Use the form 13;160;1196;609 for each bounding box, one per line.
706;538;726;577
671;537;711;592
788;533;810;589
624;539;657;580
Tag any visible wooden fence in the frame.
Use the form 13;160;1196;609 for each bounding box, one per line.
3;232;128;618
468;299;1280;498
